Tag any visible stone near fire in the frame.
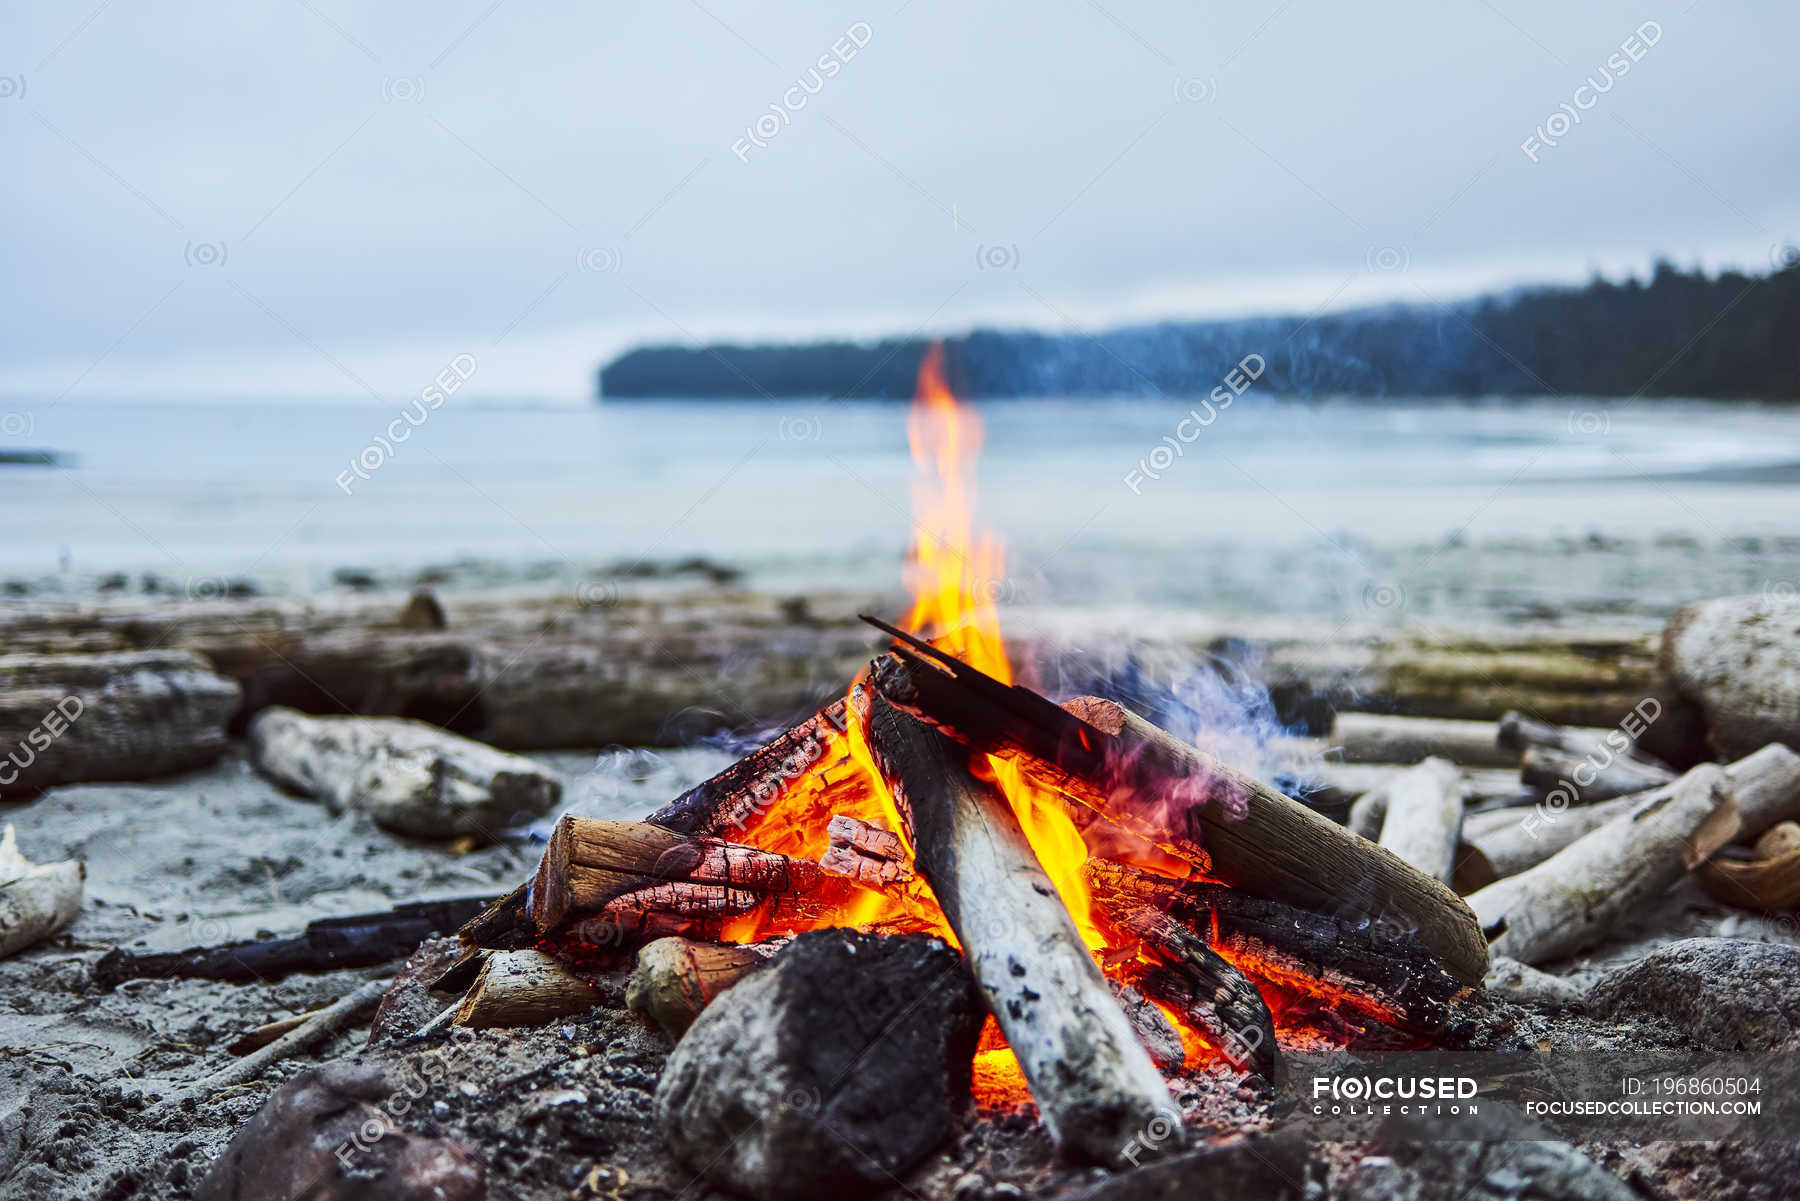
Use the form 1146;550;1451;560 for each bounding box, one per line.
0;649;239;796
653;928;984;1201
195;1062;484;1201
247;706;561;840
1341;1104;1636;1201
1062;1131;1314;1201
1586;938;1800;1052
1662;594;1800;760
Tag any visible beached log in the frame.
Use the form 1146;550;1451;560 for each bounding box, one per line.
530;815;832;932
0;826;85;959
1468;764;1736;964
627;936;786;1037
1102;903;1277;1078
248;707;560;840
1497;710;1662;764
1520;744;1674;804
1306;761;1525;815
93;895;491;988
453;949;596;1028
859;623;1490;986
1328;713;1518;768
860;684;1179;1167
1086;860;1474;1041
1374;758;1464;883
1467;743;1800;880
0;650;239;796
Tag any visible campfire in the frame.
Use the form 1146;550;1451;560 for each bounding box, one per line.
448;347;1487;1168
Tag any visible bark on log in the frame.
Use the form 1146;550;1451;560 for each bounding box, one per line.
1329;713;1519;769
1468;764;1736;964
1085;860;1475;1041
1376;758;1464;884
0;650;239;796
1520;745;1675;804
0;825;85;959
1102;903;1277;1078
626;936;785;1037
860;684;1179;1167
1467;744;1800;880
248;707;561;840
864;631;1489;986
453;949;596;1028
530;816;831;933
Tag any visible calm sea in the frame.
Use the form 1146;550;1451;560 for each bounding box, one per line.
4;396;1798;622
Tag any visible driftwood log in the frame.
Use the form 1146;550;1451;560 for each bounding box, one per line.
1086;860;1474;1041
0;826;85;959
1468;764;1737;964
1497;710;1657;762
1519;744;1675;804
860;684;1179;1167
1374;758;1464;883
859;623;1489;985
454;949;597;1028
248;707;561;840
1466;743;1800;880
626;936;786;1037
0;650;239;796
1307;761;1524;815
1328;713;1518;768
531;816;841;943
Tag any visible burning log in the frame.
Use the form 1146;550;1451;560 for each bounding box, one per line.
648;700;851;836
860;685;1180;1167
1468;763;1737;964
1328;713;1519;769
860;623;1490;985
530;815;834;934
0;826;84;959
1108;982;1185;1073
626;936;785;1037
453;949;597;1029
1086;860;1474;1041
1374;758;1464;884
1519;744;1675;804
248;707;562;840
818;814;913;885
1102;903;1277;1078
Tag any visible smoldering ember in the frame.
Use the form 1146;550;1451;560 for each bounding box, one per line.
6;354;1800;1201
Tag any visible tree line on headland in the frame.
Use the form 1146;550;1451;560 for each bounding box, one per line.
598;260;1800;401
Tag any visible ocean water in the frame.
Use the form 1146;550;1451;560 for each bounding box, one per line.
3;395;1798;622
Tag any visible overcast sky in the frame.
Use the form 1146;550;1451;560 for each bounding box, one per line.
5;1;1795;402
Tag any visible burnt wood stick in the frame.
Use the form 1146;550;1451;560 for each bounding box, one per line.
861;623;1488;985
1104;904;1278;1079
94;895;493;989
860;683;1180;1168
531;816;828;930
1520;744;1676;805
647;700;850;836
1085;860;1475;1041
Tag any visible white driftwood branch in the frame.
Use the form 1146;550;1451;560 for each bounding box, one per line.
1329;713;1518;768
1376;758;1464;883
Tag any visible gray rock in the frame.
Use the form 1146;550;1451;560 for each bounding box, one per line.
653;928;984;1201
1342;1104;1635;1201
195;1062;484;1201
1587;938;1800;1051
1061;1131;1314;1200
1662;595;1800;759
